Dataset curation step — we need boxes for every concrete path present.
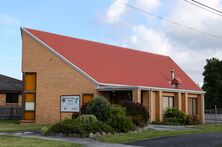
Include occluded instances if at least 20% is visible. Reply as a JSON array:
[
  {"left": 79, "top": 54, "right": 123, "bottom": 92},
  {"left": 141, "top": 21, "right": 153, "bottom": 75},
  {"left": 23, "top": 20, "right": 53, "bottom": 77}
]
[
  {"left": 148, "top": 124, "right": 196, "bottom": 131},
  {"left": 127, "top": 132, "right": 222, "bottom": 147},
  {"left": 0, "top": 131, "right": 138, "bottom": 147}
]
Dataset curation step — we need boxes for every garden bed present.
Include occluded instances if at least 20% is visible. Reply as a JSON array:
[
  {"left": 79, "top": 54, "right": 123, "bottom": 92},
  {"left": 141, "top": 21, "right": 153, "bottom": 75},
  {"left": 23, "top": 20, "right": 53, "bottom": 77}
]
[{"left": 44, "top": 97, "right": 149, "bottom": 138}]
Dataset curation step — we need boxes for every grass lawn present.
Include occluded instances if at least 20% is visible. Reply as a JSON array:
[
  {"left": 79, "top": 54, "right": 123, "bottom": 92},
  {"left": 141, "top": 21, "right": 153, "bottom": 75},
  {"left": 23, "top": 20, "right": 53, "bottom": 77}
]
[
  {"left": 0, "top": 120, "right": 50, "bottom": 132},
  {"left": 0, "top": 135, "right": 82, "bottom": 147},
  {"left": 98, "top": 124, "right": 222, "bottom": 143}
]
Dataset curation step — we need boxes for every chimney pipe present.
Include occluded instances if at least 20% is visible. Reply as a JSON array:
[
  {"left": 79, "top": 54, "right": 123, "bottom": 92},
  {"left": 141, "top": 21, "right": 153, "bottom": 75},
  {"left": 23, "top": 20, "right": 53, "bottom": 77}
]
[{"left": 171, "top": 69, "right": 175, "bottom": 81}]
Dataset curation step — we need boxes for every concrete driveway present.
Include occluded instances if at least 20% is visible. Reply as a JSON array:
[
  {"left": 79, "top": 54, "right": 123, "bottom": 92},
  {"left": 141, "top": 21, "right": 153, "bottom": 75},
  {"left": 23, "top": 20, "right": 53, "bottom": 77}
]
[{"left": 127, "top": 133, "right": 222, "bottom": 147}]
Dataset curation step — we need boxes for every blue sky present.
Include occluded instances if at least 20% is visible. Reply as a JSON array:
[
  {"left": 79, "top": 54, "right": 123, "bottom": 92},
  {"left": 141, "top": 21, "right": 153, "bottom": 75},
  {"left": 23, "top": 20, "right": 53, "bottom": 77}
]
[
  {"left": 0, "top": 0, "right": 113, "bottom": 79},
  {"left": 1, "top": 0, "right": 222, "bottom": 85}
]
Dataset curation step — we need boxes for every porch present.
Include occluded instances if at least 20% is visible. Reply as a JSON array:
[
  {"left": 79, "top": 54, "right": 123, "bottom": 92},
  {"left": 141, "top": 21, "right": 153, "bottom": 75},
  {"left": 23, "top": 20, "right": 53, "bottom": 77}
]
[{"left": 97, "top": 86, "right": 205, "bottom": 124}]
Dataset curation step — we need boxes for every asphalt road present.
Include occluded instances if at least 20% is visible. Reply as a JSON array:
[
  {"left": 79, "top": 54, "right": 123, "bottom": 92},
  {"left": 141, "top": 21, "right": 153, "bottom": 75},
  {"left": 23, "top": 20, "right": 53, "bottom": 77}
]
[{"left": 127, "top": 133, "right": 222, "bottom": 147}]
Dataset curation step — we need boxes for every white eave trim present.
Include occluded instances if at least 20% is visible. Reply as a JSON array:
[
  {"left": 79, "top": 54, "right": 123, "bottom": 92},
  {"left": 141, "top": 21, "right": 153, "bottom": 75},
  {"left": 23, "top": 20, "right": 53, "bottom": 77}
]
[
  {"left": 97, "top": 83, "right": 205, "bottom": 94},
  {"left": 21, "top": 27, "right": 99, "bottom": 85}
]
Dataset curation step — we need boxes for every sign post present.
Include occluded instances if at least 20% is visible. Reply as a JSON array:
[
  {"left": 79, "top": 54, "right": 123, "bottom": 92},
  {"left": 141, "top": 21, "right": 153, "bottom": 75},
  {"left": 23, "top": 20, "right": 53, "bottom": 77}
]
[{"left": 60, "top": 95, "right": 80, "bottom": 112}]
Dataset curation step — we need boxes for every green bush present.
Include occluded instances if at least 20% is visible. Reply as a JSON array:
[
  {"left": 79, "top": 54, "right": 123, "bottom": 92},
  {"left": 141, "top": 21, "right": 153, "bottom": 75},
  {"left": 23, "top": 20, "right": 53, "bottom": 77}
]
[
  {"left": 47, "top": 118, "right": 114, "bottom": 136},
  {"left": 82, "top": 96, "right": 109, "bottom": 121},
  {"left": 163, "top": 108, "right": 187, "bottom": 125},
  {"left": 83, "top": 121, "right": 114, "bottom": 133},
  {"left": 78, "top": 114, "right": 97, "bottom": 124},
  {"left": 80, "top": 103, "right": 88, "bottom": 114},
  {"left": 41, "top": 127, "right": 49, "bottom": 135},
  {"left": 107, "top": 105, "right": 134, "bottom": 132},
  {"left": 71, "top": 113, "right": 79, "bottom": 119},
  {"left": 120, "top": 100, "right": 149, "bottom": 127},
  {"left": 48, "top": 119, "right": 85, "bottom": 135},
  {"left": 185, "top": 115, "right": 201, "bottom": 125}
]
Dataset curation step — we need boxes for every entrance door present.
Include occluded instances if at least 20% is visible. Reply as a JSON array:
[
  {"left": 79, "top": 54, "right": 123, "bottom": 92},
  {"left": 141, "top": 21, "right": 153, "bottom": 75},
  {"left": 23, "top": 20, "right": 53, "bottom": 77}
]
[
  {"left": 82, "top": 94, "right": 93, "bottom": 105},
  {"left": 24, "top": 73, "right": 36, "bottom": 120}
]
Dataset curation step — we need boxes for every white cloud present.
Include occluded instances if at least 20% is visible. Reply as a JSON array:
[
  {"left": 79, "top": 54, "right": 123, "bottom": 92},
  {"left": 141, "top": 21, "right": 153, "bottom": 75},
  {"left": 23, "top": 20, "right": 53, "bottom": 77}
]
[
  {"left": 130, "top": 25, "right": 172, "bottom": 55},
  {"left": 171, "top": 48, "right": 222, "bottom": 84},
  {"left": 135, "top": 0, "right": 160, "bottom": 12},
  {"left": 104, "top": 0, "right": 128, "bottom": 24},
  {"left": 164, "top": 0, "right": 222, "bottom": 49},
  {"left": 129, "top": 24, "right": 222, "bottom": 84},
  {"left": 0, "top": 14, "right": 21, "bottom": 25},
  {"left": 101, "top": 0, "right": 222, "bottom": 84}
]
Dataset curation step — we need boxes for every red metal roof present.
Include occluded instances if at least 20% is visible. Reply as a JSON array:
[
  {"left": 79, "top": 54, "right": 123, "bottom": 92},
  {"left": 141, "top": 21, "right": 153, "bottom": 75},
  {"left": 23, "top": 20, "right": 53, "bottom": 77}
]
[{"left": 24, "top": 28, "right": 202, "bottom": 91}]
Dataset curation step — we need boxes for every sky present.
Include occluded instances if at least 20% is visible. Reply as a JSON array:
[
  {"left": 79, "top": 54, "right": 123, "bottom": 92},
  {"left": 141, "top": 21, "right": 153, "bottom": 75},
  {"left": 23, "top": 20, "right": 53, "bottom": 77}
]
[{"left": 1, "top": 0, "right": 222, "bottom": 86}]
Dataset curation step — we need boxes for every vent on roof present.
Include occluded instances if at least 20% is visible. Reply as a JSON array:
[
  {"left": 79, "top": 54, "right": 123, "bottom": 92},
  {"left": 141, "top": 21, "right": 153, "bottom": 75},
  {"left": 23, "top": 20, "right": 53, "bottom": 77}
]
[{"left": 170, "top": 69, "right": 182, "bottom": 88}]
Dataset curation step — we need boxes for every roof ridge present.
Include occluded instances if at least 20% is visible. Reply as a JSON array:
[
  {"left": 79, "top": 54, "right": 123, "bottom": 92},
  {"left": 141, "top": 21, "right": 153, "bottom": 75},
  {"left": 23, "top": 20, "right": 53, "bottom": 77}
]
[{"left": 23, "top": 27, "right": 170, "bottom": 58}]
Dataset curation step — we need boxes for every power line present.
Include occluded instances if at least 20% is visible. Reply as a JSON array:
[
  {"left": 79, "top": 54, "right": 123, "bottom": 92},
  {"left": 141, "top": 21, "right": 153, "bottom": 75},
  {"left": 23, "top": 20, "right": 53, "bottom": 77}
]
[
  {"left": 184, "top": 0, "right": 222, "bottom": 17},
  {"left": 191, "top": 0, "right": 222, "bottom": 14},
  {"left": 115, "top": 0, "right": 222, "bottom": 40}
]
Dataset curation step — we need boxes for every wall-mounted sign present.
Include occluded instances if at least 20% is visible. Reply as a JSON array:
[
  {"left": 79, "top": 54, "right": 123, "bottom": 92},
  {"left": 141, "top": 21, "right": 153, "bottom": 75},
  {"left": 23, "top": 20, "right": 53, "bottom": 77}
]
[{"left": 60, "top": 95, "right": 80, "bottom": 112}]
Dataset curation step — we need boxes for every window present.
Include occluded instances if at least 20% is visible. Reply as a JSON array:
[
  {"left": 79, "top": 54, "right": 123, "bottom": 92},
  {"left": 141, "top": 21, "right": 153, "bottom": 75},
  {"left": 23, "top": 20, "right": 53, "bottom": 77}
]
[
  {"left": 163, "top": 96, "right": 174, "bottom": 113},
  {"left": 188, "top": 98, "right": 197, "bottom": 115},
  {"left": 82, "top": 94, "right": 93, "bottom": 105},
  {"left": 6, "top": 93, "right": 19, "bottom": 103}
]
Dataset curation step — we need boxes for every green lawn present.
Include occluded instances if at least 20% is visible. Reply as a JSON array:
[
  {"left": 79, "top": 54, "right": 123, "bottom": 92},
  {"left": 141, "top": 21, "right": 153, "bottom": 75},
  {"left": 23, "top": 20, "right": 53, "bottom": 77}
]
[
  {"left": 0, "top": 135, "right": 82, "bottom": 147},
  {"left": 0, "top": 120, "right": 50, "bottom": 132},
  {"left": 98, "top": 124, "right": 222, "bottom": 143}
]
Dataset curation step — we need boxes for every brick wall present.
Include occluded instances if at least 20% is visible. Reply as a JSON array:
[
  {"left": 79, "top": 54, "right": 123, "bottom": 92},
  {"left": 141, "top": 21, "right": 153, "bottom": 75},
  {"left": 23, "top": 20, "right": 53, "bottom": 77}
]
[
  {"left": 0, "top": 93, "right": 6, "bottom": 106},
  {"left": 0, "top": 93, "right": 22, "bottom": 106},
  {"left": 22, "top": 31, "right": 104, "bottom": 124}
]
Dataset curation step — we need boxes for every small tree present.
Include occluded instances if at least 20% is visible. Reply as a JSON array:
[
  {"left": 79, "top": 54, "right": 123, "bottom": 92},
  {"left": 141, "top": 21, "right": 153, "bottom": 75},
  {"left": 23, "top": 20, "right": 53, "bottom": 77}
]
[
  {"left": 81, "top": 96, "right": 110, "bottom": 121},
  {"left": 107, "top": 105, "right": 134, "bottom": 132},
  {"left": 120, "top": 100, "right": 149, "bottom": 127},
  {"left": 202, "top": 58, "right": 222, "bottom": 108}
]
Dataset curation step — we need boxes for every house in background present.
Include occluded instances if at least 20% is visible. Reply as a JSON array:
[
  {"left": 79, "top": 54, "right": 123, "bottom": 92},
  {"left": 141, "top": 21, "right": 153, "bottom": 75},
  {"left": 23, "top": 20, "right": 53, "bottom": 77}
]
[
  {"left": 21, "top": 28, "right": 205, "bottom": 124},
  {"left": 0, "top": 74, "right": 22, "bottom": 107},
  {"left": 0, "top": 74, "right": 23, "bottom": 120}
]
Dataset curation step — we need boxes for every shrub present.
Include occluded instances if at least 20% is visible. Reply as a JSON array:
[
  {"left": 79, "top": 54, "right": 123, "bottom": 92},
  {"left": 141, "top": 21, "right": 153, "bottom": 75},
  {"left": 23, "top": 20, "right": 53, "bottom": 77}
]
[
  {"left": 83, "top": 121, "right": 114, "bottom": 133},
  {"left": 120, "top": 100, "right": 149, "bottom": 127},
  {"left": 82, "top": 96, "right": 109, "bottom": 121},
  {"left": 107, "top": 105, "right": 134, "bottom": 132},
  {"left": 48, "top": 119, "right": 85, "bottom": 136},
  {"left": 185, "top": 115, "right": 201, "bottom": 125},
  {"left": 72, "top": 113, "right": 79, "bottom": 119},
  {"left": 41, "top": 127, "right": 49, "bottom": 135},
  {"left": 47, "top": 118, "right": 114, "bottom": 136},
  {"left": 78, "top": 114, "right": 97, "bottom": 124},
  {"left": 80, "top": 103, "right": 88, "bottom": 114},
  {"left": 163, "top": 108, "right": 186, "bottom": 125}
]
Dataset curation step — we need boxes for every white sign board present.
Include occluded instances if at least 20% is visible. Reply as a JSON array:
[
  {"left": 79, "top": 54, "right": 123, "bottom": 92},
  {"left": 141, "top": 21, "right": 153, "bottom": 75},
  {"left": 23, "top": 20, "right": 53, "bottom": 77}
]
[
  {"left": 60, "top": 95, "right": 80, "bottom": 112},
  {"left": 25, "top": 102, "right": 35, "bottom": 111}
]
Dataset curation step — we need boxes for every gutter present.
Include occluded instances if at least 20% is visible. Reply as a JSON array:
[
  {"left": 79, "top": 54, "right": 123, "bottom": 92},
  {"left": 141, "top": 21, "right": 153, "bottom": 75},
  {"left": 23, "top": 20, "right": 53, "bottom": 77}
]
[{"left": 96, "top": 83, "right": 205, "bottom": 94}]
